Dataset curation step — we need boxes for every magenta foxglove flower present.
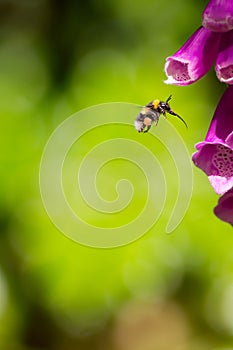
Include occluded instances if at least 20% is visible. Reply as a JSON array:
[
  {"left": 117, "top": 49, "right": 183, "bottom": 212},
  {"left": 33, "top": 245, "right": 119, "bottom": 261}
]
[
  {"left": 164, "top": 27, "right": 221, "bottom": 86},
  {"left": 164, "top": 0, "right": 233, "bottom": 225},
  {"left": 216, "top": 29, "right": 233, "bottom": 84},
  {"left": 214, "top": 188, "right": 233, "bottom": 226},
  {"left": 203, "top": 0, "right": 233, "bottom": 33},
  {"left": 192, "top": 86, "right": 233, "bottom": 195}
]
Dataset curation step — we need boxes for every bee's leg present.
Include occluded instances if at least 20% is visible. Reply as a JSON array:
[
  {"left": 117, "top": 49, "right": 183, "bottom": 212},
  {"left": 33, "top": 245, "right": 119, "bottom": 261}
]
[{"left": 143, "top": 125, "right": 151, "bottom": 133}]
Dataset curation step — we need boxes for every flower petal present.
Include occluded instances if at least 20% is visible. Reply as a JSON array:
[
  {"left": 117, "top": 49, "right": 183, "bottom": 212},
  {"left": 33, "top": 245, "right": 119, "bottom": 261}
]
[
  {"left": 209, "top": 174, "right": 233, "bottom": 194},
  {"left": 203, "top": 0, "right": 233, "bottom": 32},
  {"left": 192, "top": 143, "right": 233, "bottom": 194},
  {"left": 192, "top": 86, "right": 233, "bottom": 195},
  {"left": 214, "top": 188, "right": 233, "bottom": 226},
  {"left": 204, "top": 86, "right": 233, "bottom": 143},
  {"left": 164, "top": 27, "right": 221, "bottom": 86},
  {"left": 226, "top": 131, "right": 233, "bottom": 148},
  {"left": 216, "top": 30, "right": 233, "bottom": 84}
]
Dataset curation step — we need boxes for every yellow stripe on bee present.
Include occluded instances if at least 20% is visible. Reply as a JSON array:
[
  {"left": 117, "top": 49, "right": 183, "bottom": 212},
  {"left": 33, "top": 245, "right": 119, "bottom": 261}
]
[{"left": 152, "top": 99, "right": 160, "bottom": 109}]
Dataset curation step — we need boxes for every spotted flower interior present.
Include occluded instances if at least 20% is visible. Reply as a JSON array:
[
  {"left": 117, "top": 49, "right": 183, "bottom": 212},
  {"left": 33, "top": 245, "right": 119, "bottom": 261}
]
[{"left": 212, "top": 145, "right": 233, "bottom": 178}]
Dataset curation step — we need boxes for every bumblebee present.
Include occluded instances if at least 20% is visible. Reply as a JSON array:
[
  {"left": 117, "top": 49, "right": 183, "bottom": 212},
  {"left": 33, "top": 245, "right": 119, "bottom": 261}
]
[{"left": 134, "top": 95, "right": 187, "bottom": 133}]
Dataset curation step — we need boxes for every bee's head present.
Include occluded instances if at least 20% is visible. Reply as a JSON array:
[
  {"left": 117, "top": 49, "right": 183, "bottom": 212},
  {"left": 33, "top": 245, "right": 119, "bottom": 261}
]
[
  {"left": 157, "top": 95, "right": 171, "bottom": 113},
  {"left": 158, "top": 101, "right": 170, "bottom": 114},
  {"left": 146, "top": 96, "right": 172, "bottom": 113},
  {"left": 141, "top": 95, "right": 187, "bottom": 129}
]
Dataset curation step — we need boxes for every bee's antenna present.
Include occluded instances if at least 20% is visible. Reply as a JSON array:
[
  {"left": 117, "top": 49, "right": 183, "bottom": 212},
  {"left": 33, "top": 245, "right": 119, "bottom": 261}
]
[
  {"left": 168, "top": 110, "right": 188, "bottom": 128},
  {"left": 166, "top": 95, "right": 172, "bottom": 103}
]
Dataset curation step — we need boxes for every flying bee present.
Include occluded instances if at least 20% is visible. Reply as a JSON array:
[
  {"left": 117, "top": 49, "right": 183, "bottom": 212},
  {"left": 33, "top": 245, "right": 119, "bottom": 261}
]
[{"left": 134, "top": 95, "right": 187, "bottom": 133}]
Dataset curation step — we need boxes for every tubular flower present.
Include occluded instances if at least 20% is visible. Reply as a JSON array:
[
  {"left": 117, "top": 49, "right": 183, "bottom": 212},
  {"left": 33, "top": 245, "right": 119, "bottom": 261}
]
[
  {"left": 202, "top": 0, "right": 233, "bottom": 33},
  {"left": 192, "top": 86, "right": 233, "bottom": 196},
  {"left": 164, "top": 0, "right": 233, "bottom": 225},
  {"left": 216, "top": 29, "right": 233, "bottom": 84},
  {"left": 214, "top": 188, "right": 233, "bottom": 226},
  {"left": 164, "top": 27, "right": 221, "bottom": 86}
]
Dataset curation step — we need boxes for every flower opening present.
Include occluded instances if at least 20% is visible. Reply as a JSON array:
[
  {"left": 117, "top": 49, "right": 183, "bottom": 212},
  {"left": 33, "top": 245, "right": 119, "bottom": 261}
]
[
  {"left": 203, "top": 0, "right": 233, "bottom": 32},
  {"left": 164, "top": 27, "right": 221, "bottom": 86},
  {"left": 216, "top": 29, "right": 233, "bottom": 84}
]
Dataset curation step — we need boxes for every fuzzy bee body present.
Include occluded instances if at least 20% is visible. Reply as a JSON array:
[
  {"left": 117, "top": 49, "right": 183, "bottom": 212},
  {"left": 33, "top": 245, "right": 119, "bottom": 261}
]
[
  {"left": 134, "top": 95, "right": 187, "bottom": 133},
  {"left": 134, "top": 107, "right": 160, "bottom": 133}
]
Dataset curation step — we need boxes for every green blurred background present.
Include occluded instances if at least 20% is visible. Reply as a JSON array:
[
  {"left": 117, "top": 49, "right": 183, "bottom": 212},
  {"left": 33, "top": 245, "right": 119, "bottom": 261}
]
[{"left": 1, "top": 0, "right": 233, "bottom": 349}]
